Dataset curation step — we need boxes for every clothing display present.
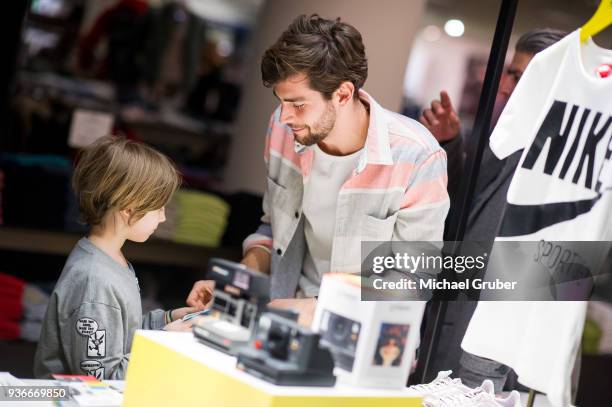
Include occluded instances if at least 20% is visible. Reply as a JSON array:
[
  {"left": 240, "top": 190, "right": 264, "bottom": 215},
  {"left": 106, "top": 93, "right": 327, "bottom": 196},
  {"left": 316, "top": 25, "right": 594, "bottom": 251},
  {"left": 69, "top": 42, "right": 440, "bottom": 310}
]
[
  {"left": 0, "top": 272, "right": 25, "bottom": 339},
  {"left": 154, "top": 189, "right": 230, "bottom": 247},
  {"left": 34, "top": 238, "right": 166, "bottom": 380},
  {"left": 406, "top": 370, "right": 520, "bottom": 407},
  {"left": 463, "top": 29, "right": 612, "bottom": 407},
  {"left": 491, "top": 32, "right": 612, "bottom": 241},
  {"left": 243, "top": 89, "right": 449, "bottom": 299},
  {"left": 144, "top": 3, "right": 207, "bottom": 96},
  {"left": 78, "top": 0, "right": 150, "bottom": 81},
  {"left": 0, "top": 272, "right": 49, "bottom": 342}
]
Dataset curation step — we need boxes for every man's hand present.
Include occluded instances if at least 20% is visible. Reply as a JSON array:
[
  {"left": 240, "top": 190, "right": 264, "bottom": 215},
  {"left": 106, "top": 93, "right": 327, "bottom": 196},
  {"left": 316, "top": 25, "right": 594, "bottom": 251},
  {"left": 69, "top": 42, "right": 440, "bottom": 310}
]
[
  {"left": 241, "top": 246, "right": 271, "bottom": 274},
  {"left": 186, "top": 280, "right": 215, "bottom": 310},
  {"left": 268, "top": 298, "right": 317, "bottom": 328},
  {"left": 163, "top": 319, "right": 194, "bottom": 332},
  {"left": 419, "top": 90, "right": 461, "bottom": 143}
]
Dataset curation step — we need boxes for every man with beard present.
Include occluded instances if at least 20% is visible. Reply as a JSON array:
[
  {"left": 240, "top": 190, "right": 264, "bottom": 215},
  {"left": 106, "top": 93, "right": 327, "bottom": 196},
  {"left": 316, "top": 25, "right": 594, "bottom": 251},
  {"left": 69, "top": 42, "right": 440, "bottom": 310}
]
[{"left": 189, "top": 14, "right": 450, "bottom": 326}]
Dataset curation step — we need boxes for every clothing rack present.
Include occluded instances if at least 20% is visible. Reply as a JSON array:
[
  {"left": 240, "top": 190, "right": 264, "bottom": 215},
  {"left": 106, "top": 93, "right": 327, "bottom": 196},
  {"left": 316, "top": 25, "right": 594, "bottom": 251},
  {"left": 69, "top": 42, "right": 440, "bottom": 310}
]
[{"left": 413, "top": 0, "right": 521, "bottom": 391}]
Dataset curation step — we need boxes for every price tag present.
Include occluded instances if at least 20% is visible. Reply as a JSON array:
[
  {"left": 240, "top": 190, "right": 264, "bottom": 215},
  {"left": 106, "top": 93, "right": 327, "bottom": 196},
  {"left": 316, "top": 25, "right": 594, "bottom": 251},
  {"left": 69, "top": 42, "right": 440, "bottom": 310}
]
[
  {"left": 68, "top": 109, "right": 114, "bottom": 148},
  {"left": 596, "top": 64, "right": 612, "bottom": 79}
]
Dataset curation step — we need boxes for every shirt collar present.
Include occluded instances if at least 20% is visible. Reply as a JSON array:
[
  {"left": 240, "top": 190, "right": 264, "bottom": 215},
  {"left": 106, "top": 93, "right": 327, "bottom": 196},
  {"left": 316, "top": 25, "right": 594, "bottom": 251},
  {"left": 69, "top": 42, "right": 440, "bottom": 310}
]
[{"left": 357, "top": 89, "right": 393, "bottom": 171}]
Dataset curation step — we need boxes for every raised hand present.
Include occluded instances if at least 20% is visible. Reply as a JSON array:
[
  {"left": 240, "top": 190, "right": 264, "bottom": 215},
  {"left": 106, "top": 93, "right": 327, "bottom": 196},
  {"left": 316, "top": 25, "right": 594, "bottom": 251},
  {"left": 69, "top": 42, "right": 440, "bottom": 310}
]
[{"left": 419, "top": 91, "right": 461, "bottom": 143}]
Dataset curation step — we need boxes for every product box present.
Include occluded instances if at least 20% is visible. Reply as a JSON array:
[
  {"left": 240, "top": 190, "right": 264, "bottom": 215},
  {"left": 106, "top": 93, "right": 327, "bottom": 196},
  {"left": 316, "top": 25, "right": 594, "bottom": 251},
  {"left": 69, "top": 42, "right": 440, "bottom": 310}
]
[{"left": 312, "top": 273, "right": 425, "bottom": 389}]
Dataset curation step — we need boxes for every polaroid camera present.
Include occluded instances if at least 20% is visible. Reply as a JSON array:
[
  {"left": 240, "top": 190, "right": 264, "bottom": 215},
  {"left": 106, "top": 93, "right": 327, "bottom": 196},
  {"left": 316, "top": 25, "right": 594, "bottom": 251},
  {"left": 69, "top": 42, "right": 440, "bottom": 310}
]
[
  {"left": 236, "top": 312, "right": 336, "bottom": 387},
  {"left": 193, "top": 258, "right": 270, "bottom": 355}
]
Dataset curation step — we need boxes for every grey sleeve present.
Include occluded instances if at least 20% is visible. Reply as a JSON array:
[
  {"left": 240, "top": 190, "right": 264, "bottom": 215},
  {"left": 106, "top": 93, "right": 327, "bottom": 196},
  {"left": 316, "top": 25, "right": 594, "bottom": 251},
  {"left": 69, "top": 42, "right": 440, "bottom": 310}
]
[
  {"left": 65, "top": 302, "right": 129, "bottom": 380},
  {"left": 142, "top": 309, "right": 166, "bottom": 330}
]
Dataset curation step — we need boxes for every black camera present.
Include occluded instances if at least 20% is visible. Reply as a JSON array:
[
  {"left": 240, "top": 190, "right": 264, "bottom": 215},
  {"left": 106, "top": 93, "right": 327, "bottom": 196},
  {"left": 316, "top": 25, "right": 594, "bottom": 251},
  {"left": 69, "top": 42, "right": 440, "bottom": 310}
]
[
  {"left": 193, "top": 258, "right": 270, "bottom": 354},
  {"left": 236, "top": 313, "right": 336, "bottom": 387}
]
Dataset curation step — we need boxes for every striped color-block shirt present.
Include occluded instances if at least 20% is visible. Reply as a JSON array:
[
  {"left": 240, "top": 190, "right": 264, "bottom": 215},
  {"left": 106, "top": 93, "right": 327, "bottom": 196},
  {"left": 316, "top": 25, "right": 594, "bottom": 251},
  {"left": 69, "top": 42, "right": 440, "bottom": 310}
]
[{"left": 243, "top": 90, "right": 449, "bottom": 299}]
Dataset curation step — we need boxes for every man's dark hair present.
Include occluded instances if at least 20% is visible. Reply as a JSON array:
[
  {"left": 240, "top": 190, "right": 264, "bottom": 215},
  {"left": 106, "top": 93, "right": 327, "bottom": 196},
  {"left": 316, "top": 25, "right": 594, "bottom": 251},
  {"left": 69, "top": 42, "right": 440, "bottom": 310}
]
[
  {"left": 261, "top": 14, "right": 368, "bottom": 99},
  {"left": 515, "top": 28, "right": 567, "bottom": 55}
]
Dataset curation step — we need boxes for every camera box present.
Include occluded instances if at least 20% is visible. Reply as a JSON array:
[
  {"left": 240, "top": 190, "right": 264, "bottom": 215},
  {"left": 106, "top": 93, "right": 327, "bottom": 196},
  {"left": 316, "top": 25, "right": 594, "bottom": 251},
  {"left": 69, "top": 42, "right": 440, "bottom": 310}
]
[{"left": 312, "top": 274, "right": 425, "bottom": 389}]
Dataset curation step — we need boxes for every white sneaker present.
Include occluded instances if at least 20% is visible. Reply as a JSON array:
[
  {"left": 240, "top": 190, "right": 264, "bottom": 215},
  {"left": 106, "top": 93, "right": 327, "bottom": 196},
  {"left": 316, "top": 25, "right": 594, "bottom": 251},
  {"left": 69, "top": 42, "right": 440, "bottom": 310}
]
[
  {"left": 408, "top": 371, "right": 518, "bottom": 407},
  {"left": 425, "top": 389, "right": 521, "bottom": 407},
  {"left": 422, "top": 379, "right": 495, "bottom": 406},
  {"left": 406, "top": 371, "right": 462, "bottom": 396}
]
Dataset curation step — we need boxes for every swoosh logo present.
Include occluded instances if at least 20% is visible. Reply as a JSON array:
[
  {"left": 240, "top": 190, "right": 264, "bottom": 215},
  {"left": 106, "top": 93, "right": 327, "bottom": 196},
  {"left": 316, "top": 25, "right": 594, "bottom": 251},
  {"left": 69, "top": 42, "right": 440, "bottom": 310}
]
[{"left": 498, "top": 194, "right": 603, "bottom": 237}]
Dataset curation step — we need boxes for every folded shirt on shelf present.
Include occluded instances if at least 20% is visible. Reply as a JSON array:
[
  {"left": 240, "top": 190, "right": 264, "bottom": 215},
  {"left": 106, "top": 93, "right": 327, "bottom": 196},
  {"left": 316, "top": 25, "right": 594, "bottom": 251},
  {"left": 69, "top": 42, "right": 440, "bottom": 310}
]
[
  {"left": 153, "top": 189, "right": 230, "bottom": 247},
  {"left": 0, "top": 272, "right": 49, "bottom": 341}
]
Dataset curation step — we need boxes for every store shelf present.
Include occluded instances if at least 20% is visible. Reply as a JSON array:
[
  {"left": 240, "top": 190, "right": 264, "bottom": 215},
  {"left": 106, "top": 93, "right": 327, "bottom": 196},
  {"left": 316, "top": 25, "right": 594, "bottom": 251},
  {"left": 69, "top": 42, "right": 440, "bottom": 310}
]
[{"left": 0, "top": 226, "right": 241, "bottom": 269}]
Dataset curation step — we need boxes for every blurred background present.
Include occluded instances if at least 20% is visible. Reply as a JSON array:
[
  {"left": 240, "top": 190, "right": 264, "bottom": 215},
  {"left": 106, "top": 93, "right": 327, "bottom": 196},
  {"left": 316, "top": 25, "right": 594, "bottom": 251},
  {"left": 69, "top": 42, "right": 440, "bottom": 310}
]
[{"left": 0, "top": 1, "right": 610, "bottom": 401}]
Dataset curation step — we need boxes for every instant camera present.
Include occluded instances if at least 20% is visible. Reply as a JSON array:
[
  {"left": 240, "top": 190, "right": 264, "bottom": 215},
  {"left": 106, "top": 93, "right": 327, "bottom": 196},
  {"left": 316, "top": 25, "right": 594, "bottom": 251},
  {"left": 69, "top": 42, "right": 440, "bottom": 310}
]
[
  {"left": 236, "top": 312, "right": 336, "bottom": 387},
  {"left": 193, "top": 258, "right": 270, "bottom": 354}
]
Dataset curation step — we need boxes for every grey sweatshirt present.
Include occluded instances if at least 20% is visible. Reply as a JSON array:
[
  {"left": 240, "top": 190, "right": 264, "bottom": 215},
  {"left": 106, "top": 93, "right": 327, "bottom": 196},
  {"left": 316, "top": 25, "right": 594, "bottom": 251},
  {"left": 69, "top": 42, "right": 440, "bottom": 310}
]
[{"left": 34, "top": 237, "right": 165, "bottom": 380}]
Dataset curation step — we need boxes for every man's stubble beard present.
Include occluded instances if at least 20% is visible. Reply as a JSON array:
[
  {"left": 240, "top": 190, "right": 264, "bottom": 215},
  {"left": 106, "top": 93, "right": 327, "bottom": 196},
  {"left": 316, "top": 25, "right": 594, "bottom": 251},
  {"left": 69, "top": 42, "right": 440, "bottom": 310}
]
[{"left": 295, "top": 102, "right": 337, "bottom": 146}]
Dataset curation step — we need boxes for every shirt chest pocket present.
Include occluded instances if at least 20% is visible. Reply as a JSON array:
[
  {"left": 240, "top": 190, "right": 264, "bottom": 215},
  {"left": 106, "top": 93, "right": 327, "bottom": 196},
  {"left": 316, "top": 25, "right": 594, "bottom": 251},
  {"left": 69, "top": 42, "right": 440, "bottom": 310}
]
[
  {"left": 266, "top": 176, "right": 301, "bottom": 245},
  {"left": 362, "top": 212, "right": 399, "bottom": 241},
  {"left": 267, "top": 176, "right": 289, "bottom": 208}
]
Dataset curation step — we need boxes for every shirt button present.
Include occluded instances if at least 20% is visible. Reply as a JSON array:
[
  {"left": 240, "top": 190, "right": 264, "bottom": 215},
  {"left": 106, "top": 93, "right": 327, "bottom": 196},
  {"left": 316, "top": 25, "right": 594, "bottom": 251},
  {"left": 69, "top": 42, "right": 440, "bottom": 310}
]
[
  {"left": 276, "top": 248, "right": 282, "bottom": 255},
  {"left": 294, "top": 211, "right": 299, "bottom": 219}
]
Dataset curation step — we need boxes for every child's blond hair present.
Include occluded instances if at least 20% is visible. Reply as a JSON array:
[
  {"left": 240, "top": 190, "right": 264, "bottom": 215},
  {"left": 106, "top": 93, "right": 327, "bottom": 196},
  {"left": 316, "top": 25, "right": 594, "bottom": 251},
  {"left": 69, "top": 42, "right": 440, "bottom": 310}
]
[{"left": 72, "top": 136, "right": 181, "bottom": 227}]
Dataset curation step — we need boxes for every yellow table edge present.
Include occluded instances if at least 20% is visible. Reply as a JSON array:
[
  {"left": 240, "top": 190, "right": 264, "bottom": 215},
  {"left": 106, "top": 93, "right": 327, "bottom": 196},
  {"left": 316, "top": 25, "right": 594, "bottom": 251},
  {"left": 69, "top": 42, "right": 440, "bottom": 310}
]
[{"left": 122, "top": 333, "right": 422, "bottom": 407}]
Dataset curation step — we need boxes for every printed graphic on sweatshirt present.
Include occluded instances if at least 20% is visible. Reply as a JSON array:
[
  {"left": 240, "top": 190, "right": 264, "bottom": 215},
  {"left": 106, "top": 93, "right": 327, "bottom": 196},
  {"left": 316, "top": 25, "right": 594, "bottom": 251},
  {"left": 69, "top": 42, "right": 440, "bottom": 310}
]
[
  {"left": 76, "top": 317, "right": 99, "bottom": 336},
  {"left": 499, "top": 100, "right": 612, "bottom": 237},
  {"left": 76, "top": 317, "right": 107, "bottom": 359},
  {"left": 80, "top": 360, "right": 105, "bottom": 380},
  {"left": 87, "top": 330, "right": 106, "bottom": 358}
]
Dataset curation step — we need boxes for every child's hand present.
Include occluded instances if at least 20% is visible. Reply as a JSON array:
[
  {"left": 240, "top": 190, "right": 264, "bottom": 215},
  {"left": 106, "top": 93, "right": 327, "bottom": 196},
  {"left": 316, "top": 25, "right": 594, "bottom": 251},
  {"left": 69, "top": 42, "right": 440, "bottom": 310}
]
[
  {"left": 186, "top": 280, "right": 215, "bottom": 310},
  {"left": 163, "top": 319, "right": 194, "bottom": 332},
  {"left": 171, "top": 307, "right": 198, "bottom": 321}
]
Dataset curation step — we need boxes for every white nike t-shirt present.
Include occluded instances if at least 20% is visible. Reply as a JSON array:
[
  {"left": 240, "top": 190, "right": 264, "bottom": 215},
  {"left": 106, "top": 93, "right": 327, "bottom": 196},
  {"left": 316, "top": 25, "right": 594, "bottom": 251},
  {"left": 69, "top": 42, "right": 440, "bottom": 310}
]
[
  {"left": 298, "top": 144, "right": 362, "bottom": 297},
  {"left": 462, "top": 30, "right": 612, "bottom": 407}
]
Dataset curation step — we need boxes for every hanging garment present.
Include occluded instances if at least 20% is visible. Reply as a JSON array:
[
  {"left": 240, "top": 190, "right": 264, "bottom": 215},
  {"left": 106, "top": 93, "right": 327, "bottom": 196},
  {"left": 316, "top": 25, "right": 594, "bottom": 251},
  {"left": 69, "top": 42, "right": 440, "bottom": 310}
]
[
  {"left": 462, "top": 29, "right": 612, "bottom": 407},
  {"left": 143, "top": 4, "right": 207, "bottom": 96}
]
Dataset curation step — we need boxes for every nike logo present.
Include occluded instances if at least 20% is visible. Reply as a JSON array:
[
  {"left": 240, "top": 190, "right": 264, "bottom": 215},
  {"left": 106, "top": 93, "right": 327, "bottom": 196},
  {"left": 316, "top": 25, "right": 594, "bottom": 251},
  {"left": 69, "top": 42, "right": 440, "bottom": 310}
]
[
  {"left": 498, "top": 100, "right": 611, "bottom": 237},
  {"left": 498, "top": 194, "right": 603, "bottom": 237}
]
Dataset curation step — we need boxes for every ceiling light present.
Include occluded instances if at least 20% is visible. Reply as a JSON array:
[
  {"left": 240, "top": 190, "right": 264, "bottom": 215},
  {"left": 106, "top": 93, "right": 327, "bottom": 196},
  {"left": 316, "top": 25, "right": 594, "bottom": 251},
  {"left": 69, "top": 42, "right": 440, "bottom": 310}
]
[{"left": 444, "top": 19, "right": 465, "bottom": 37}]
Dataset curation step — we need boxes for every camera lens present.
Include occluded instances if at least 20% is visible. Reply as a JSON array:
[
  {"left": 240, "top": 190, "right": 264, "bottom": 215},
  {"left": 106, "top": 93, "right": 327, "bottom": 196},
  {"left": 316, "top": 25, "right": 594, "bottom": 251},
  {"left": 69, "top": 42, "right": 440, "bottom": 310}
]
[
  {"left": 266, "top": 322, "right": 291, "bottom": 360},
  {"left": 331, "top": 316, "right": 351, "bottom": 343}
]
